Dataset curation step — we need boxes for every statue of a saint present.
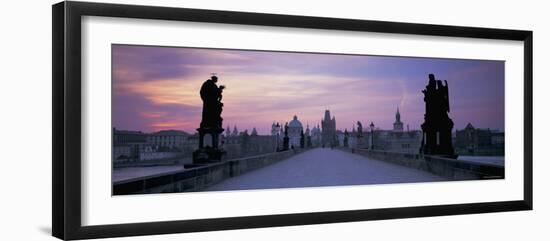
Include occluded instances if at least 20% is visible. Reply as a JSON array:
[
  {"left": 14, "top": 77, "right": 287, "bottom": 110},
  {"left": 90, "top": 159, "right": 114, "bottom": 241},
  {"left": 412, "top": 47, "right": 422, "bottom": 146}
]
[
  {"left": 193, "top": 75, "right": 227, "bottom": 164},
  {"left": 420, "top": 73, "right": 456, "bottom": 158},
  {"left": 199, "top": 75, "right": 225, "bottom": 129}
]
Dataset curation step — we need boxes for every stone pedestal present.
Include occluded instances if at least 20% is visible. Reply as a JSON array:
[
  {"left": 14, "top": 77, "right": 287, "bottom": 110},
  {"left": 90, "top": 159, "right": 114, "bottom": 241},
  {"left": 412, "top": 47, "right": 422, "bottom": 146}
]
[
  {"left": 193, "top": 127, "right": 226, "bottom": 164},
  {"left": 193, "top": 147, "right": 226, "bottom": 164}
]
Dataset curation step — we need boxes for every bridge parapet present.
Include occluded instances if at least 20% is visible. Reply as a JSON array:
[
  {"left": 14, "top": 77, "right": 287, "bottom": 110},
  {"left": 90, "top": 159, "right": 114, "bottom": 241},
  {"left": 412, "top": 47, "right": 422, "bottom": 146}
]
[
  {"left": 344, "top": 148, "right": 504, "bottom": 180},
  {"left": 113, "top": 149, "right": 303, "bottom": 195}
]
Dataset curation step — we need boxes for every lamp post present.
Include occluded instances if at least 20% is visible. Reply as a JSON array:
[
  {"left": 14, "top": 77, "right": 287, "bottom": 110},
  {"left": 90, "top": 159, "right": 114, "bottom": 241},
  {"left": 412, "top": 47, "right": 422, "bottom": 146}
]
[{"left": 369, "top": 122, "right": 375, "bottom": 150}]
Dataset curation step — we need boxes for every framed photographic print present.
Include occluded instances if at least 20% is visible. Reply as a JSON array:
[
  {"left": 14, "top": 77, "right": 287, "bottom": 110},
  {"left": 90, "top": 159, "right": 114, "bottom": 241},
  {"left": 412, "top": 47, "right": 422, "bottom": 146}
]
[{"left": 52, "top": 1, "right": 533, "bottom": 240}]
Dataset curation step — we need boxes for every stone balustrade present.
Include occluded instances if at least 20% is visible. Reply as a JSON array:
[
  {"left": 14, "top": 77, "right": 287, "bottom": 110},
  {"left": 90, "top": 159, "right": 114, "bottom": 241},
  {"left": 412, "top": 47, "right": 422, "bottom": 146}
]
[
  {"left": 343, "top": 148, "right": 504, "bottom": 180},
  {"left": 114, "top": 149, "right": 302, "bottom": 195}
]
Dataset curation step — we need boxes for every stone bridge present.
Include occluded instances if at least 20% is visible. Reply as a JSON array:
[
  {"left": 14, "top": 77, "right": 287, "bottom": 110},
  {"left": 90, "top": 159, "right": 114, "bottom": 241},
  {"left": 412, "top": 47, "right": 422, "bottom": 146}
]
[{"left": 113, "top": 147, "right": 503, "bottom": 195}]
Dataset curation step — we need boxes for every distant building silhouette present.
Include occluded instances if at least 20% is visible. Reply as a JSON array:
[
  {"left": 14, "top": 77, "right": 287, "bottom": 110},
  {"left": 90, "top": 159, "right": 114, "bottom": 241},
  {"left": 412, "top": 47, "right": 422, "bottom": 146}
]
[
  {"left": 225, "top": 125, "right": 231, "bottom": 136},
  {"left": 365, "top": 128, "right": 422, "bottom": 153},
  {"left": 147, "top": 130, "right": 189, "bottom": 152},
  {"left": 311, "top": 124, "right": 322, "bottom": 147},
  {"left": 393, "top": 107, "right": 404, "bottom": 132},
  {"left": 112, "top": 128, "right": 191, "bottom": 164},
  {"left": 288, "top": 115, "right": 304, "bottom": 148},
  {"left": 455, "top": 123, "right": 504, "bottom": 156},
  {"left": 218, "top": 126, "right": 279, "bottom": 159},
  {"left": 112, "top": 128, "right": 147, "bottom": 162},
  {"left": 321, "top": 110, "right": 337, "bottom": 147},
  {"left": 332, "top": 107, "right": 421, "bottom": 153}
]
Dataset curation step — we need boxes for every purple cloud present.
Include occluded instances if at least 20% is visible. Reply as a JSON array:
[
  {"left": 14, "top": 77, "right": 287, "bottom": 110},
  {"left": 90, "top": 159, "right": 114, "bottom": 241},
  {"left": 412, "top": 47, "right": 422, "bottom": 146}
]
[{"left": 112, "top": 45, "right": 504, "bottom": 135}]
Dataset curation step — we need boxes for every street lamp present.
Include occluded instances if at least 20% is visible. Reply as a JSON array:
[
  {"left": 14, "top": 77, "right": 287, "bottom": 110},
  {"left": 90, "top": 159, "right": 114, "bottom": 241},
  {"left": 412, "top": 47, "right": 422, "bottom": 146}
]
[{"left": 369, "top": 122, "right": 375, "bottom": 150}]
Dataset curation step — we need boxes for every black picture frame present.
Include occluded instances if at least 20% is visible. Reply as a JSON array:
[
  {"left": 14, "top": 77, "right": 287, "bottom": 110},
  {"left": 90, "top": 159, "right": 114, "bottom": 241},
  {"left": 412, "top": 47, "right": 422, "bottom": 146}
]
[{"left": 52, "top": 1, "right": 533, "bottom": 240}]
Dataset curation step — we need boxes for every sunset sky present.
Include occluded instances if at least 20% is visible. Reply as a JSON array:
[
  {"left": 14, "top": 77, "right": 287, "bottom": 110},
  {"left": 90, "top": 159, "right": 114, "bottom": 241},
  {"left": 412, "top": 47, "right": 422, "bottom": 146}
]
[{"left": 112, "top": 44, "right": 504, "bottom": 135}]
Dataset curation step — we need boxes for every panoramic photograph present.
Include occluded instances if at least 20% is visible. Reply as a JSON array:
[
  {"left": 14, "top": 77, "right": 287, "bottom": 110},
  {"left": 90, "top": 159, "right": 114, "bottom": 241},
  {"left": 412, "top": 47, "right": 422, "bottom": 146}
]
[{"left": 111, "top": 44, "right": 505, "bottom": 195}]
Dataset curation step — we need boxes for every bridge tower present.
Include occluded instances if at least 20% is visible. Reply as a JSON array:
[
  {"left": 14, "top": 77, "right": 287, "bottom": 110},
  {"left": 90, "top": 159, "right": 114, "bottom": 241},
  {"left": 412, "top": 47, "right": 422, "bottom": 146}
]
[{"left": 321, "top": 109, "right": 337, "bottom": 147}]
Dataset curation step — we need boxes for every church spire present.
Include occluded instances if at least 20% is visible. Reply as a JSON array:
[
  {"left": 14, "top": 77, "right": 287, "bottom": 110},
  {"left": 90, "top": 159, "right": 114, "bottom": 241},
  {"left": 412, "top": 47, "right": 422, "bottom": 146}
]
[
  {"left": 324, "top": 109, "right": 331, "bottom": 121},
  {"left": 396, "top": 106, "right": 401, "bottom": 122},
  {"left": 393, "top": 106, "right": 404, "bottom": 132}
]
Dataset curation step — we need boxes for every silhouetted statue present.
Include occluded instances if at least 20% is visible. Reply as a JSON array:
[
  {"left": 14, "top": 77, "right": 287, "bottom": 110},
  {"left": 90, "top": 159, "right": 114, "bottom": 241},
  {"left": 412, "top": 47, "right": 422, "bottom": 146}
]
[
  {"left": 356, "top": 121, "right": 363, "bottom": 137},
  {"left": 300, "top": 130, "right": 305, "bottom": 148},
  {"left": 343, "top": 129, "right": 349, "bottom": 148},
  {"left": 193, "top": 75, "right": 226, "bottom": 164},
  {"left": 420, "top": 74, "right": 457, "bottom": 158},
  {"left": 282, "top": 122, "right": 290, "bottom": 151},
  {"left": 355, "top": 121, "right": 366, "bottom": 148},
  {"left": 200, "top": 76, "right": 225, "bottom": 129},
  {"left": 241, "top": 129, "right": 250, "bottom": 152}
]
